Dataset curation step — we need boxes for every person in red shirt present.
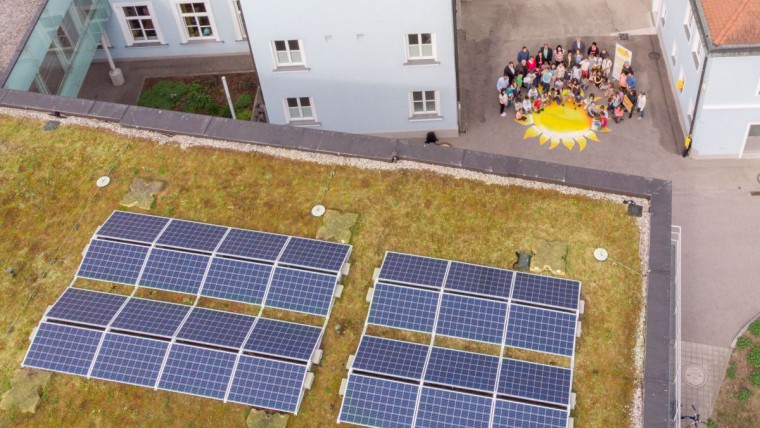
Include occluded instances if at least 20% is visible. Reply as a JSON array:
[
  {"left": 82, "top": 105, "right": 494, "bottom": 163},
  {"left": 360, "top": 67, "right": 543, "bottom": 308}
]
[{"left": 526, "top": 56, "right": 537, "bottom": 73}]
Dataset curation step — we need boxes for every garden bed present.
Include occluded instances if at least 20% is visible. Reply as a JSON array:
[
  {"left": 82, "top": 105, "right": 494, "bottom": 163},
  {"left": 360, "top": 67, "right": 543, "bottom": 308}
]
[{"left": 714, "top": 317, "right": 760, "bottom": 427}]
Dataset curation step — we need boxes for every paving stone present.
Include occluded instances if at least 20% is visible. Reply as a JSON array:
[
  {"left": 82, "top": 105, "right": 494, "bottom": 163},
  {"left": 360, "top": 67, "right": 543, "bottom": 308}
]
[
  {"left": 0, "top": 368, "right": 51, "bottom": 413},
  {"left": 680, "top": 341, "right": 732, "bottom": 419}
]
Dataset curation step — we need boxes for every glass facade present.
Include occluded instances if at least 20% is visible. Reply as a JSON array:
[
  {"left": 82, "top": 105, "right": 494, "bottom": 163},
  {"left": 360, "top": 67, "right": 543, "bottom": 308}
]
[{"left": 4, "top": 0, "right": 110, "bottom": 97}]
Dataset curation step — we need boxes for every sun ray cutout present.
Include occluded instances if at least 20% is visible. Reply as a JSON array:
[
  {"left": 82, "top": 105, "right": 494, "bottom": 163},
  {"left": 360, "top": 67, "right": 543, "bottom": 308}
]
[{"left": 517, "top": 100, "right": 608, "bottom": 151}]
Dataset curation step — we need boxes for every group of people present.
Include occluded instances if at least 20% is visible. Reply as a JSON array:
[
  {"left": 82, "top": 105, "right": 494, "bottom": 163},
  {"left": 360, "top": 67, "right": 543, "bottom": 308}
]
[{"left": 497, "top": 37, "right": 647, "bottom": 129}]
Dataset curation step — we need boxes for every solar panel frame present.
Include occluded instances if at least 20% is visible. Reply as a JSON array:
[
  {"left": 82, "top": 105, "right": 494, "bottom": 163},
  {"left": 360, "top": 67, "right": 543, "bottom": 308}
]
[
  {"left": 424, "top": 347, "right": 499, "bottom": 393},
  {"left": 96, "top": 211, "right": 170, "bottom": 244},
  {"left": 505, "top": 304, "right": 578, "bottom": 357},
  {"left": 377, "top": 252, "right": 448, "bottom": 289},
  {"left": 492, "top": 398, "right": 569, "bottom": 428},
  {"left": 76, "top": 239, "right": 150, "bottom": 285},
  {"left": 243, "top": 318, "right": 322, "bottom": 362},
  {"left": 444, "top": 261, "right": 513, "bottom": 299},
  {"left": 90, "top": 332, "right": 170, "bottom": 388},
  {"left": 351, "top": 335, "right": 428, "bottom": 381},
  {"left": 226, "top": 355, "right": 307, "bottom": 413},
  {"left": 264, "top": 267, "right": 338, "bottom": 316},
  {"left": 415, "top": 386, "right": 493, "bottom": 428},
  {"left": 138, "top": 248, "right": 210, "bottom": 295},
  {"left": 498, "top": 358, "right": 572, "bottom": 406},
  {"left": 45, "top": 288, "right": 128, "bottom": 328},
  {"left": 338, "top": 373, "right": 419, "bottom": 428},
  {"left": 22, "top": 322, "right": 103, "bottom": 376},
  {"left": 367, "top": 282, "right": 439, "bottom": 334},
  {"left": 216, "top": 228, "right": 289, "bottom": 262},
  {"left": 155, "top": 219, "right": 228, "bottom": 253},
  {"left": 277, "top": 237, "right": 351, "bottom": 273},
  {"left": 110, "top": 298, "right": 191, "bottom": 338},
  {"left": 176, "top": 307, "right": 256, "bottom": 350},
  {"left": 435, "top": 293, "right": 508, "bottom": 345},
  {"left": 157, "top": 343, "right": 237, "bottom": 400},
  {"left": 512, "top": 272, "right": 581, "bottom": 311}
]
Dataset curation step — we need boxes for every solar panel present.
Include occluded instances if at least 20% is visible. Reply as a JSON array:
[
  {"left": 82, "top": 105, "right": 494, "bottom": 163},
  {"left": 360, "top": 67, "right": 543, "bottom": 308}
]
[
  {"left": 278, "top": 237, "right": 350, "bottom": 273},
  {"left": 338, "top": 374, "right": 418, "bottom": 428},
  {"left": 265, "top": 267, "right": 337, "bottom": 316},
  {"left": 77, "top": 239, "right": 149, "bottom": 285},
  {"left": 435, "top": 293, "right": 507, "bottom": 344},
  {"left": 23, "top": 322, "right": 102, "bottom": 376},
  {"left": 244, "top": 318, "right": 321, "bottom": 362},
  {"left": 45, "top": 288, "right": 127, "bottom": 327},
  {"left": 97, "top": 211, "right": 169, "bottom": 244},
  {"left": 512, "top": 273, "right": 581, "bottom": 311},
  {"left": 110, "top": 298, "right": 190, "bottom": 338},
  {"left": 367, "top": 283, "right": 439, "bottom": 333},
  {"left": 505, "top": 304, "right": 577, "bottom": 357},
  {"left": 498, "top": 358, "right": 572, "bottom": 406},
  {"left": 424, "top": 347, "right": 498, "bottom": 393},
  {"left": 492, "top": 399, "right": 569, "bottom": 428},
  {"left": 90, "top": 333, "right": 169, "bottom": 387},
  {"left": 138, "top": 248, "right": 209, "bottom": 295},
  {"left": 176, "top": 307, "right": 255, "bottom": 349},
  {"left": 227, "top": 355, "right": 306, "bottom": 413},
  {"left": 415, "top": 386, "right": 492, "bottom": 428},
  {"left": 352, "top": 336, "right": 428, "bottom": 380},
  {"left": 217, "top": 229, "right": 288, "bottom": 262},
  {"left": 378, "top": 252, "right": 448, "bottom": 289},
  {"left": 444, "top": 262, "right": 512, "bottom": 299},
  {"left": 158, "top": 344, "right": 236, "bottom": 399},
  {"left": 200, "top": 258, "right": 271, "bottom": 305},
  {"left": 156, "top": 219, "right": 228, "bottom": 253}
]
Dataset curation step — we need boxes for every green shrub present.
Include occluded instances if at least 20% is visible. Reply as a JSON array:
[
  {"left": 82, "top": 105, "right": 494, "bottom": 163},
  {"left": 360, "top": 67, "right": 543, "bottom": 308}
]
[
  {"left": 707, "top": 418, "right": 717, "bottom": 428},
  {"left": 183, "top": 92, "right": 217, "bottom": 114},
  {"left": 727, "top": 362, "right": 737, "bottom": 379},
  {"left": 738, "top": 387, "right": 752, "bottom": 401},
  {"left": 750, "top": 370, "right": 760, "bottom": 387},
  {"left": 236, "top": 109, "right": 252, "bottom": 121},
  {"left": 749, "top": 318, "right": 760, "bottom": 337},
  {"left": 737, "top": 336, "right": 753, "bottom": 349},
  {"left": 748, "top": 345, "right": 760, "bottom": 367},
  {"left": 137, "top": 81, "right": 188, "bottom": 110},
  {"left": 234, "top": 93, "right": 253, "bottom": 110}
]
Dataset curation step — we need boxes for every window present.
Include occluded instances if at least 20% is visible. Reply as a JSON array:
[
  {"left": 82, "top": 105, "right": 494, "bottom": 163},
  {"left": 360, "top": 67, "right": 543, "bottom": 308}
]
[
  {"left": 660, "top": 4, "right": 667, "bottom": 27},
  {"left": 410, "top": 90, "right": 439, "bottom": 117},
  {"left": 406, "top": 33, "right": 436, "bottom": 61},
  {"left": 692, "top": 38, "right": 703, "bottom": 69},
  {"left": 229, "top": 0, "right": 246, "bottom": 41},
  {"left": 684, "top": 3, "right": 694, "bottom": 40},
  {"left": 285, "top": 97, "right": 315, "bottom": 122},
  {"left": 687, "top": 98, "right": 695, "bottom": 126},
  {"left": 172, "top": 1, "right": 219, "bottom": 42},
  {"left": 114, "top": 3, "right": 164, "bottom": 45},
  {"left": 671, "top": 41, "right": 677, "bottom": 66},
  {"left": 272, "top": 40, "right": 305, "bottom": 67}
]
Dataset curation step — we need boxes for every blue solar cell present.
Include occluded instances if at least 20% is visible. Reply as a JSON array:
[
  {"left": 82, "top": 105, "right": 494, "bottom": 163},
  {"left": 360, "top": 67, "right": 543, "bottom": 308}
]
[
  {"left": 216, "top": 229, "right": 288, "bottom": 262},
  {"left": 498, "top": 358, "right": 572, "bottom": 406},
  {"left": 436, "top": 293, "right": 507, "bottom": 344},
  {"left": 110, "top": 298, "right": 190, "bottom": 338},
  {"left": 138, "top": 248, "right": 209, "bottom": 295},
  {"left": 338, "top": 374, "right": 418, "bottom": 428},
  {"left": 77, "top": 239, "right": 149, "bottom": 285},
  {"left": 176, "top": 307, "right": 255, "bottom": 349},
  {"left": 278, "top": 237, "right": 350, "bottom": 273},
  {"left": 265, "top": 267, "right": 337, "bottom": 316},
  {"left": 512, "top": 272, "right": 581, "bottom": 311},
  {"left": 156, "top": 219, "right": 228, "bottom": 253},
  {"left": 158, "top": 344, "right": 236, "bottom": 399},
  {"left": 46, "top": 288, "right": 127, "bottom": 327},
  {"left": 200, "top": 258, "right": 270, "bottom": 305},
  {"left": 352, "top": 336, "right": 428, "bottom": 380},
  {"left": 444, "top": 262, "right": 512, "bottom": 299},
  {"left": 227, "top": 355, "right": 306, "bottom": 413},
  {"left": 425, "top": 347, "right": 498, "bottom": 393},
  {"left": 97, "top": 211, "right": 169, "bottom": 244},
  {"left": 506, "top": 304, "right": 577, "bottom": 357},
  {"left": 493, "top": 399, "right": 569, "bottom": 428},
  {"left": 378, "top": 252, "right": 448, "bottom": 289},
  {"left": 244, "top": 318, "right": 321, "bottom": 362},
  {"left": 23, "top": 322, "right": 102, "bottom": 376},
  {"left": 415, "top": 387, "right": 492, "bottom": 428},
  {"left": 91, "top": 333, "right": 169, "bottom": 387},
  {"left": 367, "top": 283, "right": 438, "bottom": 333}
]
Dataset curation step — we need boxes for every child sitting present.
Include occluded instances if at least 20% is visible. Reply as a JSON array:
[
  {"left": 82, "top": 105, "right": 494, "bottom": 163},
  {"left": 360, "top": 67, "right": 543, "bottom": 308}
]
[
  {"left": 527, "top": 86, "right": 538, "bottom": 100},
  {"left": 522, "top": 96, "right": 532, "bottom": 113},
  {"left": 515, "top": 107, "right": 527, "bottom": 121},
  {"left": 613, "top": 104, "right": 625, "bottom": 123}
]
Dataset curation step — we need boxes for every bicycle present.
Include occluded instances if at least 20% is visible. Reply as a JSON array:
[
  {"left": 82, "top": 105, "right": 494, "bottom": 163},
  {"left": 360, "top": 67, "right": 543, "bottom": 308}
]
[{"left": 680, "top": 405, "right": 708, "bottom": 427}]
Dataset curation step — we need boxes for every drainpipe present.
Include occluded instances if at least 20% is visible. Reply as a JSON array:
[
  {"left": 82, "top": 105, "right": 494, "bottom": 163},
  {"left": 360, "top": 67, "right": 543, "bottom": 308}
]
[
  {"left": 683, "top": 54, "right": 708, "bottom": 156},
  {"left": 100, "top": 34, "right": 124, "bottom": 86}
]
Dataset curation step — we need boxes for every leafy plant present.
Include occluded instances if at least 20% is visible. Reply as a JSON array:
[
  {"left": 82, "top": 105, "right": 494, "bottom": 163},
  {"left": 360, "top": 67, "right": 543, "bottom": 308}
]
[
  {"left": 236, "top": 109, "right": 252, "bottom": 121},
  {"left": 750, "top": 369, "right": 760, "bottom": 387},
  {"left": 737, "top": 336, "right": 752, "bottom": 349},
  {"left": 747, "top": 345, "right": 760, "bottom": 367},
  {"left": 727, "top": 362, "right": 737, "bottom": 379},
  {"left": 183, "top": 92, "right": 217, "bottom": 113},
  {"left": 737, "top": 387, "right": 752, "bottom": 401},
  {"left": 234, "top": 93, "right": 253, "bottom": 110},
  {"left": 749, "top": 317, "right": 760, "bottom": 337},
  {"left": 137, "top": 81, "right": 188, "bottom": 110}
]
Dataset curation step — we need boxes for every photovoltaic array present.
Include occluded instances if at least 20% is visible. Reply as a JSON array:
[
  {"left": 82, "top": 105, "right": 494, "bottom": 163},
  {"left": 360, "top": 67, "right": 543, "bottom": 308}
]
[
  {"left": 339, "top": 251, "right": 582, "bottom": 428},
  {"left": 24, "top": 211, "right": 352, "bottom": 415}
]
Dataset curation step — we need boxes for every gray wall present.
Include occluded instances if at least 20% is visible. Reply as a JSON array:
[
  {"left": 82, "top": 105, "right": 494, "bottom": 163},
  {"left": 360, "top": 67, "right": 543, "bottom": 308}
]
[{"left": 241, "top": 0, "right": 458, "bottom": 138}]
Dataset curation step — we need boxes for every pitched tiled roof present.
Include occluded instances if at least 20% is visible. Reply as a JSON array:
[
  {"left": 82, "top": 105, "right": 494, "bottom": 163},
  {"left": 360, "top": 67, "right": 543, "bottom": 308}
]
[{"left": 700, "top": 0, "right": 760, "bottom": 46}]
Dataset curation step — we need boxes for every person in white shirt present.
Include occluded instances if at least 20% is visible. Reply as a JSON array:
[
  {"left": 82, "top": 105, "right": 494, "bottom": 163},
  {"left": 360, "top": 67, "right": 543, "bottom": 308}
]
[{"left": 636, "top": 92, "right": 647, "bottom": 119}]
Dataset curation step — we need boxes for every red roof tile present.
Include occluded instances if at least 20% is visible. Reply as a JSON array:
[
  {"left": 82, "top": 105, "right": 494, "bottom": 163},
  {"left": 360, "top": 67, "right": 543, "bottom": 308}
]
[{"left": 700, "top": 0, "right": 760, "bottom": 46}]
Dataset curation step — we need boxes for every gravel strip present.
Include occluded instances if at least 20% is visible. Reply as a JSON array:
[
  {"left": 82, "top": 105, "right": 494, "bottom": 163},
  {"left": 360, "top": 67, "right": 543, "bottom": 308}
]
[{"left": 0, "top": 0, "right": 45, "bottom": 78}]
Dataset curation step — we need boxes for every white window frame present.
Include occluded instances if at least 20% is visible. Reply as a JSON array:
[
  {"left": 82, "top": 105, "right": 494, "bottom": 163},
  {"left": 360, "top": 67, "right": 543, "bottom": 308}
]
[
  {"left": 409, "top": 90, "right": 441, "bottom": 119},
  {"left": 683, "top": 2, "right": 694, "bottom": 41},
  {"left": 405, "top": 33, "right": 437, "bottom": 62},
  {"left": 671, "top": 41, "right": 678, "bottom": 66},
  {"left": 228, "top": 0, "right": 246, "bottom": 41},
  {"left": 691, "top": 37, "right": 703, "bottom": 69},
  {"left": 678, "top": 67, "right": 685, "bottom": 92},
  {"left": 756, "top": 78, "right": 760, "bottom": 96},
  {"left": 171, "top": 0, "right": 220, "bottom": 43},
  {"left": 284, "top": 97, "right": 316, "bottom": 123},
  {"left": 687, "top": 98, "right": 695, "bottom": 126},
  {"left": 271, "top": 40, "right": 307, "bottom": 68},
  {"left": 660, "top": 4, "right": 667, "bottom": 27},
  {"left": 113, "top": 3, "right": 165, "bottom": 46}
]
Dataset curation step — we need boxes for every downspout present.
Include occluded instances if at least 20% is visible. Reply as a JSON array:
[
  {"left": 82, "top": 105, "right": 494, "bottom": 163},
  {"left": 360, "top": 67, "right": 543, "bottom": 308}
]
[
  {"left": 452, "top": 0, "right": 462, "bottom": 133},
  {"left": 683, "top": 54, "right": 708, "bottom": 156}
]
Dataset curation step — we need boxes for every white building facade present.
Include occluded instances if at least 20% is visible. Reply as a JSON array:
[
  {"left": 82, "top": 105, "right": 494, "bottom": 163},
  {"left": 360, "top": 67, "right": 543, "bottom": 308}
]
[
  {"left": 239, "top": 0, "right": 460, "bottom": 138},
  {"left": 654, "top": 0, "right": 760, "bottom": 158}
]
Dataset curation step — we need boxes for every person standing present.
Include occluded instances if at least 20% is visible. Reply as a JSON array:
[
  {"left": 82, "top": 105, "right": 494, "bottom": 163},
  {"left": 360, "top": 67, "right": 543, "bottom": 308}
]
[
  {"left": 636, "top": 92, "right": 647, "bottom": 119},
  {"left": 587, "top": 42, "right": 600, "bottom": 57},
  {"left": 517, "top": 46, "right": 530, "bottom": 64},
  {"left": 554, "top": 45, "right": 565, "bottom": 66},
  {"left": 496, "top": 74, "right": 510, "bottom": 93},
  {"left": 504, "top": 61, "right": 517, "bottom": 83},
  {"left": 627, "top": 90, "right": 638, "bottom": 119},
  {"left": 540, "top": 43, "right": 553, "bottom": 63},
  {"left": 626, "top": 71, "right": 638, "bottom": 90},
  {"left": 499, "top": 89, "right": 509, "bottom": 117},
  {"left": 571, "top": 37, "right": 585, "bottom": 56}
]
